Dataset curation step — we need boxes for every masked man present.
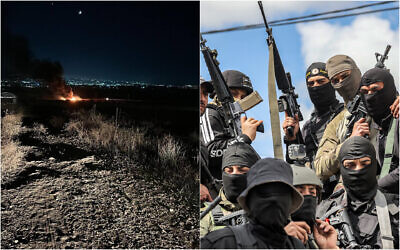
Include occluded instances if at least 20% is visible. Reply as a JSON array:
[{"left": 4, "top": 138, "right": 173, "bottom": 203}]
[
  {"left": 360, "top": 67, "right": 399, "bottom": 194},
  {"left": 201, "top": 158, "right": 337, "bottom": 249},
  {"left": 200, "top": 142, "right": 259, "bottom": 237},
  {"left": 283, "top": 62, "right": 343, "bottom": 199},
  {"left": 314, "top": 55, "right": 375, "bottom": 193},
  {"left": 317, "top": 136, "right": 399, "bottom": 248},
  {"left": 200, "top": 70, "right": 262, "bottom": 181},
  {"left": 285, "top": 165, "right": 332, "bottom": 248},
  {"left": 283, "top": 62, "right": 343, "bottom": 163}
]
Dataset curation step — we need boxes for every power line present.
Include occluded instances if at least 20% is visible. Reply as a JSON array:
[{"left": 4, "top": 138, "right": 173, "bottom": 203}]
[
  {"left": 202, "top": 3, "right": 399, "bottom": 35},
  {"left": 268, "top": 1, "right": 393, "bottom": 24},
  {"left": 272, "top": 7, "right": 398, "bottom": 26}
]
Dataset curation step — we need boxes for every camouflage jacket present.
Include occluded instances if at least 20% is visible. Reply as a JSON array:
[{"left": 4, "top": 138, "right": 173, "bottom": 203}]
[
  {"left": 200, "top": 188, "right": 241, "bottom": 237},
  {"left": 314, "top": 109, "right": 378, "bottom": 181}
]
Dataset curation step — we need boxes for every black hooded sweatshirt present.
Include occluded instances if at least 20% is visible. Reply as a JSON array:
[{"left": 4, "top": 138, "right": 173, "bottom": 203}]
[{"left": 360, "top": 68, "right": 399, "bottom": 194}]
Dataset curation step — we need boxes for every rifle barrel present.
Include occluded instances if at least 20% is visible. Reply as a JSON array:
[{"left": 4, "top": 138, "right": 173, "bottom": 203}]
[{"left": 200, "top": 196, "right": 223, "bottom": 219}]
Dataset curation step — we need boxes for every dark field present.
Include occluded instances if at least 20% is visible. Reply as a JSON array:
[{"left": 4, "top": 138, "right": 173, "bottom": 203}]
[{"left": 1, "top": 85, "right": 200, "bottom": 248}]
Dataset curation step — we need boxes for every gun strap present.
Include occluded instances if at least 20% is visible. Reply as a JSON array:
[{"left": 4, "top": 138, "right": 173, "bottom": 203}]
[
  {"left": 267, "top": 43, "right": 284, "bottom": 159},
  {"left": 229, "top": 224, "right": 258, "bottom": 249},
  {"left": 379, "top": 118, "right": 397, "bottom": 179},
  {"left": 374, "top": 190, "right": 394, "bottom": 249}
]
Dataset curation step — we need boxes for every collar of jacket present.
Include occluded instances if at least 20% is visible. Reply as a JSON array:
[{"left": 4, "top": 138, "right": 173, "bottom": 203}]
[{"left": 219, "top": 188, "right": 241, "bottom": 211}]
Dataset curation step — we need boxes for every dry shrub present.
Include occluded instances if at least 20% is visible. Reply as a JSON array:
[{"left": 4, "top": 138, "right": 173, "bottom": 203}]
[
  {"left": 65, "top": 109, "right": 197, "bottom": 192},
  {"left": 1, "top": 113, "right": 23, "bottom": 143},
  {"left": 1, "top": 142, "right": 29, "bottom": 174},
  {"left": 1, "top": 114, "right": 29, "bottom": 174},
  {"left": 66, "top": 110, "right": 149, "bottom": 157},
  {"left": 158, "top": 134, "right": 185, "bottom": 168}
]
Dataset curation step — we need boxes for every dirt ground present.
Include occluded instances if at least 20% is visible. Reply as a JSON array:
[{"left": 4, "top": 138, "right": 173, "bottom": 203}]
[{"left": 1, "top": 125, "right": 199, "bottom": 248}]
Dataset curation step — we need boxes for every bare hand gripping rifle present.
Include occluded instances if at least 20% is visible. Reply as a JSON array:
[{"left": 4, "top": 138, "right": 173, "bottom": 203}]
[
  {"left": 323, "top": 207, "right": 372, "bottom": 249},
  {"left": 258, "top": 2, "right": 303, "bottom": 139},
  {"left": 258, "top": 1, "right": 304, "bottom": 160},
  {"left": 200, "top": 35, "right": 263, "bottom": 219},
  {"left": 345, "top": 44, "right": 391, "bottom": 139},
  {"left": 200, "top": 35, "right": 264, "bottom": 139}
]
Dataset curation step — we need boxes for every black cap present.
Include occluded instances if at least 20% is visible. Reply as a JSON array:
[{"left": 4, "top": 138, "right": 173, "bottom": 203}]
[
  {"left": 222, "top": 70, "right": 253, "bottom": 95},
  {"left": 221, "top": 142, "right": 260, "bottom": 171},
  {"left": 306, "top": 62, "right": 328, "bottom": 81},
  {"left": 200, "top": 76, "right": 214, "bottom": 93}
]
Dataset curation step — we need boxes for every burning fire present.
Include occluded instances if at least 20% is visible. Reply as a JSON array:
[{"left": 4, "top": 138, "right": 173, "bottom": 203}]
[{"left": 59, "top": 90, "right": 82, "bottom": 102}]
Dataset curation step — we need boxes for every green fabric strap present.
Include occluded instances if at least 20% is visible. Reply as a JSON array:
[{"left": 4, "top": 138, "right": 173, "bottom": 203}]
[
  {"left": 267, "top": 44, "right": 284, "bottom": 160},
  {"left": 379, "top": 118, "right": 397, "bottom": 179},
  {"left": 375, "top": 190, "right": 394, "bottom": 249}
]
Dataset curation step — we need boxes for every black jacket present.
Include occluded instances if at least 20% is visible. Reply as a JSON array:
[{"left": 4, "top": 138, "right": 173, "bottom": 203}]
[
  {"left": 201, "top": 222, "right": 304, "bottom": 249},
  {"left": 200, "top": 104, "right": 251, "bottom": 180},
  {"left": 316, "top": 189, "right": 399, "bottom": 249}
]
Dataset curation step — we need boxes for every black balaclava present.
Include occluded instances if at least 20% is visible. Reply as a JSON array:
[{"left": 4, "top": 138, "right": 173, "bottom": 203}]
[
  {"left": 221, "top": 142, "right": 260, "bottom": 203},
  {"left": 306, "top": 62, "right": 337, "bottom": 114},
  {"left": 291, "top": 195, "right": 317, "bottom": 228},
  {"left": 339, "top": 136, "right": 377, "bottom": 202},
  {"left": 361, "top": 67, "right": 397, "bottom": 125},
  {"left": 247, "top": 183, "right": 292, "bottom": 229}
]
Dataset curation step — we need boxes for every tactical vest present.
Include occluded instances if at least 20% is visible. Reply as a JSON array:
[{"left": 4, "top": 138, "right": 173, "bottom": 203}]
[
  {"left": 320, "top": 190, "right": 395, "bottom": 249},
  {"left": 304, "top": 102, "right": 344, "bottom": 163}
]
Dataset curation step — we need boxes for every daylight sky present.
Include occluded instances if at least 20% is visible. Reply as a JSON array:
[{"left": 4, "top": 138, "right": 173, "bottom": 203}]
[{"left": 200, "top": 0, "right": 399, "bottom": 158}]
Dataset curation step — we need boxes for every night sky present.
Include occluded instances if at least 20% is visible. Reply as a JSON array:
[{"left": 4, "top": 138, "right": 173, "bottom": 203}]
[{"left": 2, "top": 1, "right": 199, "bottom": 85}]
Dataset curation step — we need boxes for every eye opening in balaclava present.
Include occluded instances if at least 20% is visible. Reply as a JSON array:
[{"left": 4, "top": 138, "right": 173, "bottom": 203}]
[
  {"left": 306, "top": 62, "right": 338, "bottom": 113},
  {"left": 360, "top": 67, "right": 397, "bottom": 125},
  {"left": 339, "top": 136, "right": 378, "bottom": 202},
  {"left": 326, "top": 55, "right": 361, "bottom": 103},
  {"left": 221, "top": 142, "right": 260, "bottom": 203}
]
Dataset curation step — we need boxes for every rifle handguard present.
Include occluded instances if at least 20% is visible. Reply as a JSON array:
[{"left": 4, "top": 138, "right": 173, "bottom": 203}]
[
  {"left": 238, "top": 91, "right": 263, "bottom": 111},
  {"left": 200, "top": 196, "right": 223, "bottom": 219}
]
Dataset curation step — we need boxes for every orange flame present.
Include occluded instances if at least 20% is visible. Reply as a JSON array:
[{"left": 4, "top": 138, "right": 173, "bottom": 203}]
[{"left": 59, "top": 90, "right": 82, "bottom": 102}]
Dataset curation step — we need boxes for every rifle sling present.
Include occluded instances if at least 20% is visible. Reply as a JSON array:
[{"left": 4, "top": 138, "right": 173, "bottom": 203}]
[
  {"left": 375, "top": 190, "right": 394, "bottom": 249},
  {"left": 379, "top": 118, "right": 397, "bottom": 179},
  {"left": 267, "top": 43, "right": 284, "bottom": 159}
]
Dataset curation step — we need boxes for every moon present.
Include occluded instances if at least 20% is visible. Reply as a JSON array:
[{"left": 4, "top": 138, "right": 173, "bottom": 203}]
[{"left": 78, "top": 10, "right": 82, "bottom": 15}]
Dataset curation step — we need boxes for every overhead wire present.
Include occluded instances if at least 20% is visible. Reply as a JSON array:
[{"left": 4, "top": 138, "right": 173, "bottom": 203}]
[
  {"left": 265, "top": 1, "right": 393, "bottom": 24},
  {"left": 201, "top": 2, "right": 399, "bottom": 35}
]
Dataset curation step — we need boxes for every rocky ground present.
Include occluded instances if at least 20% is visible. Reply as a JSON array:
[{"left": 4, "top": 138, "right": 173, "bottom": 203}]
[{"left": 1, "top": 125, "right": 199, "bottom": 248}]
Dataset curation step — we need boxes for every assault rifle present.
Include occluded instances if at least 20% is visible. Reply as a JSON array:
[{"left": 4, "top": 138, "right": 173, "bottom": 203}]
[
  {"left": 200, "top": 35, "right": 264, "bottom": 138},
  {"left": 375, "top": 45, "right": 391, "bottom": 69},
  {"left": 258, "top": 1, "right": 303, "bottom": 142},
  {"left": 327, "top": 208, "right": 372, "bottom": 249},
  {"left": 345, "top": 94, "right": 369, "bottom": 139},
  {"left": 200, "top": 196, "right": 222, "bottom": 220},
  {"left": 345, "top": 44, "right": 391, "bottom": 139}
]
